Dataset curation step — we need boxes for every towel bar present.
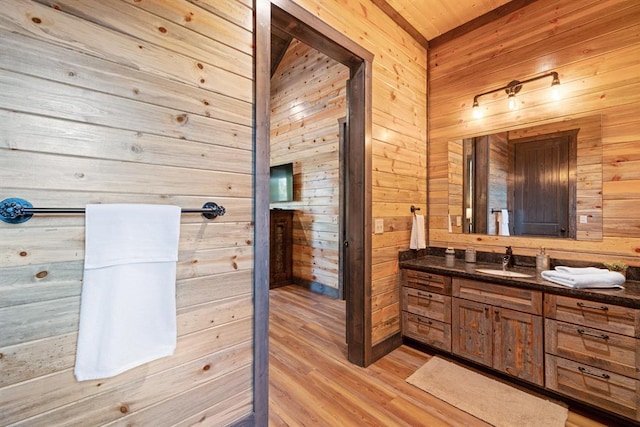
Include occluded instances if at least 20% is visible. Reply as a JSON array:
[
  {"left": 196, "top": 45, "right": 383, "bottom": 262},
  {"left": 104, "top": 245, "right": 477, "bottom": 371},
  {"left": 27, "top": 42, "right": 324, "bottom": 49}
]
[
  {"left": 491, "top": 208, "right": 511, "bottom": 214},
  {"left": 410, "top": 205, "right": 421, "bottom": 213},
  {"left": 0, "top": 197, "right": 226, "bottom": 224}
]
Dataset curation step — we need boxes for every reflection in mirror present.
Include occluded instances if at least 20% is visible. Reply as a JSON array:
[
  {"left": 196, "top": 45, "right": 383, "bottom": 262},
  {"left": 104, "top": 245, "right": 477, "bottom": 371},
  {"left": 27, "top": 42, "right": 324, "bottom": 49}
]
[
  {"left": 463, "top": 129, "right": 577, "bottom": 238},
  {"left": 449, "top": 115, "right": 602, "bottom": 241}
]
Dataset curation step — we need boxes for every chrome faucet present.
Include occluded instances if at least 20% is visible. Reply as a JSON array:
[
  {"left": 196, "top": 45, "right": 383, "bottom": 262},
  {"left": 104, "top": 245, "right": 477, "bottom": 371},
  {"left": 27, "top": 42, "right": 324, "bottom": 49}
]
[
  {"left": 503, "top": 246, "right": 514, "bottom": 269},
  {"left": 502, "top": 255, "right": 510, "bottom": 271}
]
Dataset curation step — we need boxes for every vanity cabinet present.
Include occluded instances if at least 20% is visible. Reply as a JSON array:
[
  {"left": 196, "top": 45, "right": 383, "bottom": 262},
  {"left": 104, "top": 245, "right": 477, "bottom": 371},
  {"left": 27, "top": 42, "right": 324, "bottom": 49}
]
[
  {"left": 452, "top": 278, "right": 544, "bottom": 386},
  {"left": 544, "top": 294, "right": 640, "bottom": 421},
  {"left": 400, "top": 262, "right": 640, "bottom": 422},
  {"left": 401, "top": 270, "right": 452, "bottom": 352}
]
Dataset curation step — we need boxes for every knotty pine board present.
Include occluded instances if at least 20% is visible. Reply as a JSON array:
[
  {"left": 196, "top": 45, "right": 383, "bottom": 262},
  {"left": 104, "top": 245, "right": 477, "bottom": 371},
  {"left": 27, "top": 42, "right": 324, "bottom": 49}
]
[
  {"left": 428, "top": 0, "right": 640, "bottom": 264},
  {"left": 0, "top": 0, "right": 255, "bottom": 424}
]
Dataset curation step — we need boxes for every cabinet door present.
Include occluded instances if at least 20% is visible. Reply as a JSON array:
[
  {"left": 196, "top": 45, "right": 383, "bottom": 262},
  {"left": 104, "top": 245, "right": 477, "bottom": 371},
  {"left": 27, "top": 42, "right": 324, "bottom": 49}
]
[
  {"left": 402, "top": 287, "right": 451, "bottom": 323},
  {"left": 270, "top": 210, "right": 293, "bottom": 287},
  {"left": 545, "top": 319, "right": 639, "bottom": 379},
  {"left": 544, "top": 294, "right": 640, "bottom": 337},
  {"left": 402, "top": 312, "right": 452, "bottom": 352},
  {"left": 493, "top": 307, "right": 544, "bottom": 386},
  {"left": 546, "top": 354, "right": 640, "bottom": 421},
  {"left": 405, "top": 270, "right": 451, "bottom": 294},
  {"left": 452, "top": 298, "right": 492, "bottom": 367}
]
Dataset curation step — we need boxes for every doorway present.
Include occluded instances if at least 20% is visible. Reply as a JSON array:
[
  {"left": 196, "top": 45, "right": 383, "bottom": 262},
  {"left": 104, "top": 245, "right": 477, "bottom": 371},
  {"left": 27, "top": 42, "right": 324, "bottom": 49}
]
[
  {"left": 510, "top": 130, "right": 577, "bottom": 238},
  {"left": 259, "top": 0, "right": 374, "bottom": 368}
]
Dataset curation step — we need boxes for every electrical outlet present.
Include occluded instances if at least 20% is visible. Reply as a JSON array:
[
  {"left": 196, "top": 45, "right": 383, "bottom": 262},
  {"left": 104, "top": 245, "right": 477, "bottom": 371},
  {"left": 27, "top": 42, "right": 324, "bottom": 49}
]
[
  {"left": 456, "top": 216, "right": 462, "bottom": 227},
  {"left": 374, "top": 218, "right": 384, "bottom": 234},
  {"left": 580, "top": 215, "right": 588, "bottom": 224}
]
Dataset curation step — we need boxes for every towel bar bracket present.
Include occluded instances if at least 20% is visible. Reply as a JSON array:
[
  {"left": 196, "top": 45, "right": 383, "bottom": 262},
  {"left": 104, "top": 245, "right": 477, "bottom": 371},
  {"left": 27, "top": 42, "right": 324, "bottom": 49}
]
[
  {"left": 0, "top": 197, "right": 226, "bottom": 224},
  {"left": 186, "top": 202, "right": 226, "bottom": 219},
  {"left": 0, "top": 198, "right": 34, "bottom": 224}
]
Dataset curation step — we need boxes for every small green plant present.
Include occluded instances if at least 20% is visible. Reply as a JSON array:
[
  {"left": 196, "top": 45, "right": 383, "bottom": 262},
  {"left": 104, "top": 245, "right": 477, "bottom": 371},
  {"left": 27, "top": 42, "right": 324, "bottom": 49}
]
[{"left": 603, "top": 261, "right": 628, "bottom": 272}]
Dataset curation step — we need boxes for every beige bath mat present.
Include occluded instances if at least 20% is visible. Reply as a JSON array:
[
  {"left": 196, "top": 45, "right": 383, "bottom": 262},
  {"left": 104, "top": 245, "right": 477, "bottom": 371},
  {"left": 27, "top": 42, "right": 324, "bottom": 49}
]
[{"left": 407, "top": 356, "right": 568, "bottom": 427}]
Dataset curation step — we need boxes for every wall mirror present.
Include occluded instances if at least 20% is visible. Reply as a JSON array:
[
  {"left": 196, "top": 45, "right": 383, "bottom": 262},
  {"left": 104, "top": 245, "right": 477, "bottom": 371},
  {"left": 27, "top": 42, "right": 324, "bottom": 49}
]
[{"left": 448, "top": 115, "right": 602, "bottom": 241}]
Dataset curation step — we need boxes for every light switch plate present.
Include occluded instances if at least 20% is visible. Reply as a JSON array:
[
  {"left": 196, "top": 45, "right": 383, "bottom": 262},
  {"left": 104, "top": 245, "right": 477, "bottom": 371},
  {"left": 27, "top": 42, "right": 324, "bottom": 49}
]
[
  {"left": 580, "top": 215, "right": 588, "bottom": 224},
  {"left": 456, "top": 216, "right": 462, "bottom": 227},
  {"left": 374, "top": 218, "right": 384, "bottom": 234}
]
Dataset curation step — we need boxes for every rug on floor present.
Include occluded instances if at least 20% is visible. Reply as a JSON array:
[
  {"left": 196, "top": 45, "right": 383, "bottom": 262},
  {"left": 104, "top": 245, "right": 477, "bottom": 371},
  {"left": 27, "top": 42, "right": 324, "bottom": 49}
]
[{"left": 406, "top": 356, "right": 568, "bottom": 427}]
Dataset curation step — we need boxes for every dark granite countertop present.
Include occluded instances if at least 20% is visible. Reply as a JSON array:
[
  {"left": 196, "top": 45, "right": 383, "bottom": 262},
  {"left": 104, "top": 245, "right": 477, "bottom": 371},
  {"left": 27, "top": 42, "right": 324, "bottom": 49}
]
[{"left": 400, "top": 255, "right": 640, "bottom": 309}]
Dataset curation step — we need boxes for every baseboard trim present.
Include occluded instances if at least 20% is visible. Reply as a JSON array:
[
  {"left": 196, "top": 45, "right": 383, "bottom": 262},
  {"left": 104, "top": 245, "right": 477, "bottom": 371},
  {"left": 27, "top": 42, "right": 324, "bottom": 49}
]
[
  {"left": 229, "top": 413, "right": 254, "bottom": 427},
  {"left": 292, "top": 277, "right": 339, "bottom": 299},
  {"left": 371, "top": 331, "right": 403, "bottom": 363}
]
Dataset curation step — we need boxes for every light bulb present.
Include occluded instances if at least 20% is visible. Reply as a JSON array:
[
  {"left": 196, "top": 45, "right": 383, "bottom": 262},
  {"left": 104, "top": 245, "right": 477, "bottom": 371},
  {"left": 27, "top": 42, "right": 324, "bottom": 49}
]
[
  {"left": 472, "top": 100, "right": 482, "bottom": 118},
  {"left": 508, "top": 93, "right": 518, "bottom": 110},
  {"left": 551, "top": 74, "right": 561, "bottom": 101}
]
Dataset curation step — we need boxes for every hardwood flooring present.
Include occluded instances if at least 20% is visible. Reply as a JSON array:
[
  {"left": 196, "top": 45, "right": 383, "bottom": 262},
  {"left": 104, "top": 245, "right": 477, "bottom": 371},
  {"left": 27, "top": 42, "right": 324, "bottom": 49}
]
[{"left": 268, "top": 285, "right": 615, "bottom": 427}]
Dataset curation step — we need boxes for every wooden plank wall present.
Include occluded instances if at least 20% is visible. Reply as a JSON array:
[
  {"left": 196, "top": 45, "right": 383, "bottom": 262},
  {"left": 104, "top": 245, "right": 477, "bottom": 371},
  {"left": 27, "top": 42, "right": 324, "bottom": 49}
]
[
  {"left": 0, "top": 0, "right": 254, "bottom": 424},
  {"left": 285, "top": 0, "right": 428, "bottom": 346},
  {"left": 429, "top": 0, "right": 640, "bottom": 265},
  {"left": 270, "top": 39, "right": 348, "bottom": 293}
]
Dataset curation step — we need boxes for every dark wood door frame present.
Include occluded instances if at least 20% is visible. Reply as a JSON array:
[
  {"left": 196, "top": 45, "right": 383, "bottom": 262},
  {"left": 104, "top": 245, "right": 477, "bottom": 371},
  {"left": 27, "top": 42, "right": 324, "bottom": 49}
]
[
  {"left": 338, "top": 116, "right": 347, "bottom": 301},
  {"left": 253, "top": 0, "right": 373, "bottom": 423}
]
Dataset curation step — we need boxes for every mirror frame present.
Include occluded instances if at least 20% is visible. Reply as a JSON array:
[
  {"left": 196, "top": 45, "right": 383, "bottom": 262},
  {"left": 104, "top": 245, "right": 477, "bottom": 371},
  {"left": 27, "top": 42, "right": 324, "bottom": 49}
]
[{"left": 448, "top": 115, "right": 603, "bottom": 241}]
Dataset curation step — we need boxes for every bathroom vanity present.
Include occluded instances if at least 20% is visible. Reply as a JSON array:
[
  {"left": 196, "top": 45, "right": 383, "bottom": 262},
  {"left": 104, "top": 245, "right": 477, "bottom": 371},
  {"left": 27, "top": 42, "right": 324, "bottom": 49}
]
[{"left": 400, "top": 256, "right": 640, "bottom": 423}]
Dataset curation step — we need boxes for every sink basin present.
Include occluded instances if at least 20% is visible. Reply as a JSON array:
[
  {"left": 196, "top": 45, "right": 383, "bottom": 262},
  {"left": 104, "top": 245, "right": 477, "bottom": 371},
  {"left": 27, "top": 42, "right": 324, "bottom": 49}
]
[{"left": 475, "top": 268, "right": 534, "bottom": 278}]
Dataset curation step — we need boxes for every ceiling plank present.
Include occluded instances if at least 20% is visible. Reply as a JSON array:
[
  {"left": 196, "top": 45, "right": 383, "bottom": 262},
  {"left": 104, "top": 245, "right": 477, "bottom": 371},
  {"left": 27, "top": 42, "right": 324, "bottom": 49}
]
[
  {"left": 370, "top": 0, "right": 429, "bottom": 48},
  {"left": 430, "top": 0, "right": 540, "bottom": 49}
]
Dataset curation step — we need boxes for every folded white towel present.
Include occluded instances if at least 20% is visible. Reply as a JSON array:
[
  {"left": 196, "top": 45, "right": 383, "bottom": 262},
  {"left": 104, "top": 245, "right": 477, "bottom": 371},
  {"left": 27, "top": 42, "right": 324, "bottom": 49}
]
[
  {"left": 541, "top": 270, "right": 625, "bottom": 289},
  {"left": 410, "top": 214, "right": 426, "bottom": 250},
  {"left": 75, "top": 204, "right": 181, "bottom": 381},
  {"left": 554, "top": 266, "right": 610, "bottom": 275}
]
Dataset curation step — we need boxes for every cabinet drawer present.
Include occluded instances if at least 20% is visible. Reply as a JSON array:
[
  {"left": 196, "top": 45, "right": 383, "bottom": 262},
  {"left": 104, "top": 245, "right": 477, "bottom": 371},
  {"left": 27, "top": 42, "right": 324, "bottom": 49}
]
[
  {"left": 402, "top": 287, "right": 451, "bottom": 323},
  {"left": 544, "top": 294, "right": 640, "bottom": 337},
  {"left": 545, "top": 354, "right": 639, "bottom": 421},
  {"left": 402, "top": 312, "right": 451, "bottom": 352},
  {"left": 405, "top": 270, "right": 451, "bottom": 294},
  {"left": 545, "top": 319, "right": 640, "bottom": 379},
  {"left": 452, "top": 278, "right": 542, "bottom": 315}
]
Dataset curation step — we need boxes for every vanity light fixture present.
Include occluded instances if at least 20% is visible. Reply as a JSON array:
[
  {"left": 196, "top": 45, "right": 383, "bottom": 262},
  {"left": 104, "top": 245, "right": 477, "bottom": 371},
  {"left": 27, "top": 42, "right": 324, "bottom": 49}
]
[{"left": 471, "top": 71, "right": 561, "bottom": 117}]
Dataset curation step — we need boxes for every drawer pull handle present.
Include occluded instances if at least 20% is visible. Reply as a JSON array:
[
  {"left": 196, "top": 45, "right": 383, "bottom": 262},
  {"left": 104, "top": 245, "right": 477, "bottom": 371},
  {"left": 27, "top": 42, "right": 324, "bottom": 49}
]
[
  {"left": 417, "top": 274, "right": 434, "bottom": 281},
  {"left": 577, "top": 329, "right": 609, "bottom": 340},
  {"left": 417, "top": 292, "right": 433, "bottom": 299},
  {"left": 417, "top": 318, "right": 433, "bottom": 326},
  {"left": 576, "top": 302, "right": 609, "bottom": 311},
  {"left": 578, "top": 366, "right": 610, "bottom": 380}
]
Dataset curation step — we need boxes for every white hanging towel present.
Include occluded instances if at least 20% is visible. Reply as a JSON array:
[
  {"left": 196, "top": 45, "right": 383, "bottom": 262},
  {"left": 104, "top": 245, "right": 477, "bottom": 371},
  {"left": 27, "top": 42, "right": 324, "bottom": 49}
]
[
  {"left": 410, "top": 214, "right": 426, "bottom": 250},
  {"left": 498, "top": 209, "right": 510, "bottom": 236},
  {"left": 75, "top": 204, "right": 181, "bottom": 381}
]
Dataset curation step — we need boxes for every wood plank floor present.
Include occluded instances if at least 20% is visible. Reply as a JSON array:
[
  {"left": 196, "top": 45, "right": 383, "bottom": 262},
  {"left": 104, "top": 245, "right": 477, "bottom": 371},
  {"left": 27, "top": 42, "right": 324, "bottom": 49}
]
[{"left": 268, "top": 285, "right": 616, "bottom": 427}]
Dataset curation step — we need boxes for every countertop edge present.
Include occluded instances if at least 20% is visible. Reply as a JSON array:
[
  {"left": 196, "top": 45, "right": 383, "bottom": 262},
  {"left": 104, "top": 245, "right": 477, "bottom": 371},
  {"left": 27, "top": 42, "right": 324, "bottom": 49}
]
[{"left": 400, "top": 256, "right": 640, "bottom": 309}]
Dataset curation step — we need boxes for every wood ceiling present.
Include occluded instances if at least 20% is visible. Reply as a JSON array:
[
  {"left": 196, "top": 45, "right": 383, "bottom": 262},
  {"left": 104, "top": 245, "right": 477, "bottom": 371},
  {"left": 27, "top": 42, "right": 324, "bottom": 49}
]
[
  {"left": 271, "top": 0, "right": 530, "bottom": 73},
  {"left": 375, "top": 0, "right": 516, "bottom": 45}
]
